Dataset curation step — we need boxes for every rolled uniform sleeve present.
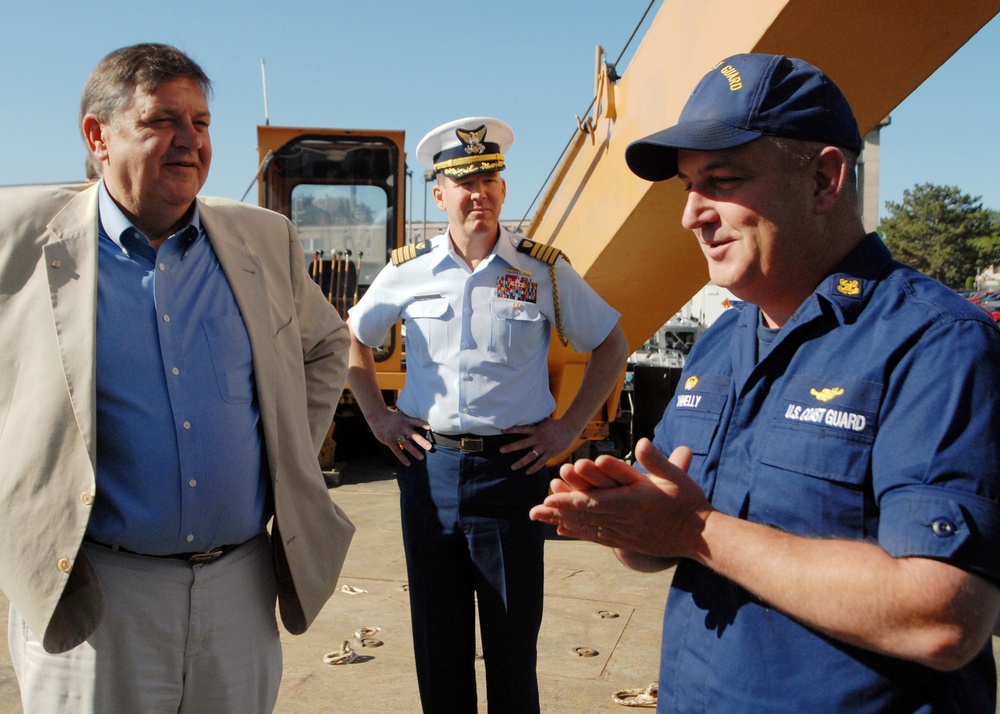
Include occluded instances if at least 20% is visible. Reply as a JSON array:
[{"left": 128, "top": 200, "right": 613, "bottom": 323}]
[{"left": 874, "top": 319, "right": 1000, "bottom": 584}]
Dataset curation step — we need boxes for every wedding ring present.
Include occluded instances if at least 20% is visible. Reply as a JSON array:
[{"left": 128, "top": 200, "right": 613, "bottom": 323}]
[{"left": 530, "top": 449, "right": 540, "bottom": 459}]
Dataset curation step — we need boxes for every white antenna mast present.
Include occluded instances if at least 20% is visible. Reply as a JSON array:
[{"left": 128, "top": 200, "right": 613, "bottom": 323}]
[{"left": 260, "top": 59, "right": 270, "bottom": 125}]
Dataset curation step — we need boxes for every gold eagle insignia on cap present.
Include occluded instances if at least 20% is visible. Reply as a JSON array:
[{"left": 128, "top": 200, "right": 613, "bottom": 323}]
[{"left": 457, "top": 125, "right": 488, "bottom": 156}]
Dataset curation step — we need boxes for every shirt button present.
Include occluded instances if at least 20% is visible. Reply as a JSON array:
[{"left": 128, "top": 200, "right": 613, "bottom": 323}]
[
  {"left": 58, "top": 558, "right": 72, "bottom": 573},
  {"left": 158, "top": 263, "right": 166, "bottom": 271},
  {"left": 186, "top": 534, "right": 195, "bottom": 543},
  {"left": 80, "top": 492, "right": 94, "bottom": 506},
  {"left": 163, "top": 314, "right": 171, "bottom": 323},
  {"left": 463, "top": 374, "right": 473, "bottom": 381},
  {"left": 51, "top": 260, "right": 62, "bottom": 269},
  {"left": 189, "top": 480, "right": 197, "bottom": 488},
  {"left": 183, "top": 421, "right": 191, "bottom": 430},
  {"left": 930, "top": 519, "right": 957, "bottom": 537},
  {"left": 172, "top": 367, "right": 180, "bottom": 376}
]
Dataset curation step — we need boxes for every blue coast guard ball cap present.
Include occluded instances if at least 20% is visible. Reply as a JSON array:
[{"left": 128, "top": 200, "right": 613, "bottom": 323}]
[{"left": 625, "top": 53, "right": 863, "bottom": 181}]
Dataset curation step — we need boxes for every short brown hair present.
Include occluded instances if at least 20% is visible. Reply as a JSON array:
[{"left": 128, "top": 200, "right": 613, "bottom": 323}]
[{"left": 80, "top": 43, "right": 211, "bottom": 137}]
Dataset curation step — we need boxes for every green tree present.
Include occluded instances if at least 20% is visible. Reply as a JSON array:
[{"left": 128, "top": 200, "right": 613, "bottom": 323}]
[
  {"left": 969, "top": 209, "right": 1000, "bottom": 269},
  {"left": 878, "top": 183, "right": 995, "bottom": 288}
]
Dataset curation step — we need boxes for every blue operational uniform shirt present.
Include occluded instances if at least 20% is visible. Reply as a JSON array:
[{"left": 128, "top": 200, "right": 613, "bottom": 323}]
[
  {"left": 348, "top": 228, "right": 620, "bottom": 433},
  {"left": 653, "top": 234, "right": 1000, "bottom": 713},
  {"left": 89, "top": 183, "right": 268, "bottom": 555}
]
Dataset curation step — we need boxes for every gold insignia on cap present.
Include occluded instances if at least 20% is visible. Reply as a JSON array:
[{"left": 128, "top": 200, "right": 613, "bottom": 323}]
[
  {"left": 457, "top": 125, "right": 488, "bottom": 156},
  {"left": 434, "top": 156, "right": 505, "bottom": 176},
  {"left": 685, "top": 376, "right": 699, "bottom": 390},
  {"left": 837, "top": 278, "right": 860, "bottom": 296},
  {"left": 810, "top": 387, "right": 844, "bottom": 403}
]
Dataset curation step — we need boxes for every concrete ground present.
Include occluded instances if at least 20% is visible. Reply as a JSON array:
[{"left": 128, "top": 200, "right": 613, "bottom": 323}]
[
  {"left": 0, "top": 458, "right": 669, "bottom": 713},
  {"left": 1, "top": 457, "right": 999, "bottom": 713}
]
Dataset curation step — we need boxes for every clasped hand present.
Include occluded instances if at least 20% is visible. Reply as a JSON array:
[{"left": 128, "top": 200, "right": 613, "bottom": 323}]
[{"left": 528, "top": 438, "right": 712, "bottom": 564}]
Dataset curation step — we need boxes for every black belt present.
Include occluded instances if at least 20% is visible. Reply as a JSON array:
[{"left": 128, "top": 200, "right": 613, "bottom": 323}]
[
  {"left": 84, "top": 537, "right": 238, "bottom": 565},
  {"left": 428, "top": 431, "right": 523, "bottom": 453}
]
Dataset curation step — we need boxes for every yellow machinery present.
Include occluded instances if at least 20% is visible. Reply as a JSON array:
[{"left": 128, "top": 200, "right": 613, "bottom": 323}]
[
  {"left": 256, "top": 125, "right": 406, "bottom": 393},
  {"left": 257, "top": 0, "right": 1000, "bottom": 465},
  {"left": 256, "top": 126, "right": 407, "bottom": 463}
]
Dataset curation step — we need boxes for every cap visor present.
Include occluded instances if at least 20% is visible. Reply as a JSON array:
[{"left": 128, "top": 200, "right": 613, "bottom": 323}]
[{"left": 625, "top": 122, "right": 762, "bottom": 181}]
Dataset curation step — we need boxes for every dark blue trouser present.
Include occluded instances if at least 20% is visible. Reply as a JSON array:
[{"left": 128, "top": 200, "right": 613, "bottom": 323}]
[{"left": 397, "top": 443, "right": 548, "bottom": 714}]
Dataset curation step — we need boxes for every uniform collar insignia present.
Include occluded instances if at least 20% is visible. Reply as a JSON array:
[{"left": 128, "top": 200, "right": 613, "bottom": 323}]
[{"left": 837, "top": 278, "right": 861, "bottom": 296}]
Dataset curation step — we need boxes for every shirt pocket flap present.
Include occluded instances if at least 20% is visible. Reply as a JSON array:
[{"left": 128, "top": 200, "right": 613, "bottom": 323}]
[
  {"left": 661, "top": 373, "right": 731, "bottom": 456},
  {"left": 761, "top": 375, "right": 880, "bottom": 484},
  {"left": 405, "top": 296, "right": 451, "bottom": 320}
]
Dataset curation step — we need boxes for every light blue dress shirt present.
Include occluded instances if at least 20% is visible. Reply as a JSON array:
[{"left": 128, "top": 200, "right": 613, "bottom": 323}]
[
  {"left": 89, "top": 183, "right": 267, "bottom": 555},
  {"left": 349, "top": 228, "right": 620, "bottom": 434}
]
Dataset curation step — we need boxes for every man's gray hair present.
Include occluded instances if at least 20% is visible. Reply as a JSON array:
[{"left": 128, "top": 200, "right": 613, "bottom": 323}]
[{"left": 766, "top": 136, "right": 858, "bottom": 191}]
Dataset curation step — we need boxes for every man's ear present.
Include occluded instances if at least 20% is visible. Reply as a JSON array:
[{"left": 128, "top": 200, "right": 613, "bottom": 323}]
[
  {"left": 812, "top": 146, "right": 848, "bottom": 215},
  {"left": 432, "top": 182, "right": 446, "bottom": 210},
  {"left": 82, "top": 115, "right": 109, "bottom": 162}
]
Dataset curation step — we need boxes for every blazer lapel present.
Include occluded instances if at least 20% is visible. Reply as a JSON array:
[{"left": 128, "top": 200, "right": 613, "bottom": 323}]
[
  {"left": 199, "top": 202, "right": 279, "bottom": 448},
  {"left": 44, "top": 186, "right": 100, "bottom": 461}
]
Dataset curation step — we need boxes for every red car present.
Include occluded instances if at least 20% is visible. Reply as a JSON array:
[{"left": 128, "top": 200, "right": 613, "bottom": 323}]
[{"left": 968, "top": 290, "right": 1000, "bottom": 306}]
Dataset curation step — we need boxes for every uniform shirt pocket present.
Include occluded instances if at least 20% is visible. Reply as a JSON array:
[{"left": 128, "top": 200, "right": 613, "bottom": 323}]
[
  {"left": 489, "top": 298, "right": 544, "bottom": 362},
  {"left": 755, "top": 375, "right": 881, "bottom": 535},
  {"left": 403, "top": 295, "right": 452, "bottom": 362},
  {"left": 761, "top": 375, "right": 879, "bottom": 481},
  {"left": 661, "top": 373, "right": 731, "bottom": 456}
]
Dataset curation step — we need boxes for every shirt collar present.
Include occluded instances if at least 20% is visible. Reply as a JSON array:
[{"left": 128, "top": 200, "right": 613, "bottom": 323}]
[
  {"left": 493, "top": 228, "right": 526, "bottom": 270},
  {"left": 432, "top": 227, "right": 507, "bottom": 272},
  {"left": 734, "top": 233, "right": 889, "bottom": 334},
  {"left": 97, "top": 179, "right": 202, "bottom": 254},
  {"left": 814, "top": 233, "right": 889, "bottom": 321}
]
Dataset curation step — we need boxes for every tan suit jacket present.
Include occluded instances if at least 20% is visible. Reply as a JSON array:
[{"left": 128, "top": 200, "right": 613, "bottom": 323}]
[{"left": 0, "top": 183, "right": 354, "bottom": 653}]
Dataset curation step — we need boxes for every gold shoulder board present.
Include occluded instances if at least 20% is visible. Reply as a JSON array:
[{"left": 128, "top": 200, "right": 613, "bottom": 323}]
[
  {"left": 516, "top": 238, "right": 569, "bottom": 265},
  {"left": 391, "top": 240, "right": 433, "bottom": 266}
]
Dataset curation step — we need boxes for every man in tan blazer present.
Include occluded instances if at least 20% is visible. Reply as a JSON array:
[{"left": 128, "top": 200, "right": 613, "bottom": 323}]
[{"left": 0, "top": 43, "right": 354, "bottom": 713}]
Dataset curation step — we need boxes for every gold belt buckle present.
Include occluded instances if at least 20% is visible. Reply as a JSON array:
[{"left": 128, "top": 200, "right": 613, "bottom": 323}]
[
  {"left": 188, "top": 548, "right": 224, "bottom": 565},
  {"left": 459, "top": 437, "right": 483, "bottom": 452}
]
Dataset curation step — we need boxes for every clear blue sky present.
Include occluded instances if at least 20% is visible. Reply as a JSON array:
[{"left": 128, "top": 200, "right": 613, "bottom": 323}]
[{"left": 2, "top": 1, "right": 997, "bottom": 223}]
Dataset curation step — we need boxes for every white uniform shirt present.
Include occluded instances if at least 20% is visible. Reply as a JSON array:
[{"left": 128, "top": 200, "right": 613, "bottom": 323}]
[{"left": 349, "top": 228, "right": 620, "bottom": 434}]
